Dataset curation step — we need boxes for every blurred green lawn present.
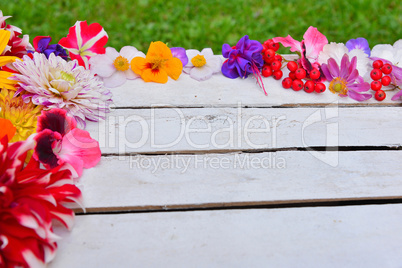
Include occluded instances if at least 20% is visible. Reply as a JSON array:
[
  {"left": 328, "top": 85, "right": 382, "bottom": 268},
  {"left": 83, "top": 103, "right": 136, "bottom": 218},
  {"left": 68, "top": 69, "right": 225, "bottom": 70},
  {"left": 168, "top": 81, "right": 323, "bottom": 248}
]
[{"left": 2, "top": 0, "right": 401, "bottom": 53}]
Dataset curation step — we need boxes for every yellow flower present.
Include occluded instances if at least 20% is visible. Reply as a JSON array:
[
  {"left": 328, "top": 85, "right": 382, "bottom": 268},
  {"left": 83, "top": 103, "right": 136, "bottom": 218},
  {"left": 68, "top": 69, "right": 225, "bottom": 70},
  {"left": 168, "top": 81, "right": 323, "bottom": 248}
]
[
  {"left": 0, "top": 88, "right": 42, "bottom": 142},
  {"left": 131, "top": 41, "right": 182, "bottom": 83},
  {"left": 0, "top": 29, "right": 20, "bottom": 90}
]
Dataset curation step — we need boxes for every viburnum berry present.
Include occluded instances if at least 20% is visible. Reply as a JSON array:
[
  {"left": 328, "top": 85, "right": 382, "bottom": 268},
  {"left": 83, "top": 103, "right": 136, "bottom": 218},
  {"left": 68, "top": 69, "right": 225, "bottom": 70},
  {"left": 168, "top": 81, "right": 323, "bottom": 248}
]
[
  {"left": 263, "top": 49, "right": 276, "bottom": 63},
  {"left": 295, "top": 68, "right": 307, "bottom": 79},
  {"left": 370, "top": 69, "right": 382, "bottom": 81},
  {"left": 287, "top": 61, "right": 298, "bottom": 72},
  {"left": 268, "top": 42, "right": 280, "bottom": 52},
  {"left": 282, "top": 77, "right": 293, "bottom": 89},
  {"left": 309, "top": 68, "right": 320, "bottom": 80},
  {"left": 271, "top": 60, "right": 282, "bottom": 71},
  {"left": 292, "top": 79, "right": 304, "bottom": 91},
  {"left": 381, "top": 64, "right": 392, "bottom": 75},
  {"left": 289, "top": 72, "right": 296, "bottom": 80},
  {"left": 273, "top": 70, "right": 283, "bottom": 80},
  {"left": 375, "top": 90, "right": 386, "bottom": 101},
  {"left": 314, "top": 82, "right": 326, "bottom": 93},
  {"left": 262, "top": 44, "right": 268, "bottom": 53},
  {"left": 371, "top": 80, "right": 382, "bottom": 91},
  {"left": 263, "top": 39, "right": 274, "bottom": 48},
  {"left": 372, "top": 60, "right": 384, "bottom": 69},
  {"left": 381, "top": 75, "right": 391, "bottom": 86},
  {"left": 274, "top": 54, "right": 282, "bottom": 62},
  {"left": 304, "top": 80, "right": 315, "bottom": 93},
  {"left": 262, "top": 65, "right": 273, "bottom": 77}
]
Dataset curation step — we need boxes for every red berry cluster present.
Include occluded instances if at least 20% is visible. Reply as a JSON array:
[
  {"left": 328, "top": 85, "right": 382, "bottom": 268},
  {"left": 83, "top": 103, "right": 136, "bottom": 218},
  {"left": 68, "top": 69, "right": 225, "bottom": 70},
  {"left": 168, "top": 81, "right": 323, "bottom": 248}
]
[
  {"left": 370, "top": 60, "right": 393, "bottom": 101},
  {"left": 281, "top": 61, "right": 326, "bottom": 93},
  {"left": 261, "top": 39, "right": 283, "bottom": 80}
]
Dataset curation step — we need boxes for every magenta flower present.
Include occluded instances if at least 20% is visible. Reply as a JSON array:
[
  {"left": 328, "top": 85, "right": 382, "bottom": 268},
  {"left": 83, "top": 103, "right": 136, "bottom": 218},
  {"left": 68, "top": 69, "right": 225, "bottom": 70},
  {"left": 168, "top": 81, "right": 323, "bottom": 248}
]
[
  {"left": 321, "top": 54, "right": 371, "bottom": 101},
  {"left": 33, "top": 109, "right": 101, "bottom": 178}
]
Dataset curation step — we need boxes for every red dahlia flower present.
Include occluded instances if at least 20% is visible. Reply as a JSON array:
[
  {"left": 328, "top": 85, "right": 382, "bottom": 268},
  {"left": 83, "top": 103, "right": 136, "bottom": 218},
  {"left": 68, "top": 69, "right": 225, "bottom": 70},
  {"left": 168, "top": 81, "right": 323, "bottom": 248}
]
[{"left": 0, "top": 136, "right": 83, "bottom": 268}]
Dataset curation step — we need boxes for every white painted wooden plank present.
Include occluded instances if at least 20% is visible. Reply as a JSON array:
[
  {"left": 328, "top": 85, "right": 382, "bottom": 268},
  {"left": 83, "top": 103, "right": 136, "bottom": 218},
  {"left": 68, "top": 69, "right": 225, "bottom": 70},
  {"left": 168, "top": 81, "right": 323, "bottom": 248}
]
[
  {"left": 76, "top": 151, "right": 402, "bottom": 211},
  {"left": 86, "top": 107, "right": 402, "bottom": 154},
  {"left": 109, "top": 55, "right": 400, "bottom": 108},
  {"left": 50, "top": 204, "right": 402, "bottom": 267}
]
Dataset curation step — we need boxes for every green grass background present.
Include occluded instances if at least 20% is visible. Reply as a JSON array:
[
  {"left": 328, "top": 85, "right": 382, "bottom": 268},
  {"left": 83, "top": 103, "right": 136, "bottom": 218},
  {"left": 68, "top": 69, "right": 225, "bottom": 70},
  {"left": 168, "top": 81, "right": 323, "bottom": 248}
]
[{"left": 2, "top": 0, "right": 401, "bottom": 53}]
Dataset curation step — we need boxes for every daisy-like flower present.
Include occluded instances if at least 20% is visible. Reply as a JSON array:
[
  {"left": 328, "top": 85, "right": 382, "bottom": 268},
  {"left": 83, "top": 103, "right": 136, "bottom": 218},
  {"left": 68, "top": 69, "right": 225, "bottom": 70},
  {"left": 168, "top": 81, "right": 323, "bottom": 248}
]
[
  {"left": 11, "top": 52, "right": 113, "bottom": 127},
  {"left": 33, "top": 108, "right": 101, "bottom": 177},
  {"left": 131, "top": 41, "right": 183, "bottom": 83},
  {"left": 0, "top": 29, "right": 20, "bottom": 90},
  {"left": 184, "top": 48, "right": 222, "bottom": 81},
  {"left": 0, "top": 88, "right": 42, "bottom": 143},
  {"left": 59, "top": 21, "right": 108, "bottom": 69},
  {"left": 321, "top": 54, "right": 371, "bottom": 101},
  {"left": 318, "top": 42, "right": 370, "bottom": 78},
  {"left": 370, "top": 40, "right": 402, "bottom": 99},
  {"left": 0, "top": 136, "right": 83, "bottom": 268},
  {"left": 89, "top": 46, "right": 145, "bottom": 88}
]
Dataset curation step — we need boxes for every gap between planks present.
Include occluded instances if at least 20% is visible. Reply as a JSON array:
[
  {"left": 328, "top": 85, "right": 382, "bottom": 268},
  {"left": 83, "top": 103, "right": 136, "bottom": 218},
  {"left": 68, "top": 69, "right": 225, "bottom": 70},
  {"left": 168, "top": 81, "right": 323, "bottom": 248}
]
[
  {"left": 101, "top": 145, "right": 402, "bottom": 157},
  {"left": 74, "top": 196, "right": 402, "bottom": 215}
]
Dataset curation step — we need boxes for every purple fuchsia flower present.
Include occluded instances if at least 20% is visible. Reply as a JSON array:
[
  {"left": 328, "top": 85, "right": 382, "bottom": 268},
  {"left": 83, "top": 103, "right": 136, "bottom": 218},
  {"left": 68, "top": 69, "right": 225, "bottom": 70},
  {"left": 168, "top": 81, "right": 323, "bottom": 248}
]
[
  {"left": 171, "top": 47, "right": 188, "bottom": 67},
  {"left": 345, "top": 37, "right": 371, "bottom": 56},
  {"left": 222, "top": 35, "right": 267, "bottom": 94},
  {"left": 321, "top": 54, "right": 371, "bottom": 101},
  {"left": 11, "top": 52, "right": 113, "bottom": 127},
  {"left": 30, "top": 36, "right": 68, "bottom": 60}
]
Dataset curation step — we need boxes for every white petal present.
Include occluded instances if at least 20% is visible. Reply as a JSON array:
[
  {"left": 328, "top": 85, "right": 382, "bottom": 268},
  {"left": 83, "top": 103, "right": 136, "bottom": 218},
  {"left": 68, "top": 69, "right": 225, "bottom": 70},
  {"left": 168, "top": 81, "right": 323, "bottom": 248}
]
[
  {"left": 349, "top": 49, "right": 369, "bottom": 77},
  {"left": 103, "top": 71, "right": 127, "bottom": 88},
  {"left": 394, "top": 40, "right": 402, "bottom": 49},
  {"left": 120, "top": 46, "right": 140, "bottom": 61},
  {"left": 371, "top": 44, "right": 394, "bottom": 62},
  {"left": 124, "top": 69, "right": 140, "bottom": 80},
  {"left": 317, "top": 42, "right": 348, "bottom": 65},
  {"left": 205, "top": 56, "right": 222, "bottom": 73},
  {"left": 201, "top": 48, "right": 214, "bottom": 57},
  {"left": 186, "top": 49, "right": 201, "bottom": 67},
  {"left": 183, "top": 66, "right": 193, "bottom": 74},
  {"left": 190, "top": 66, "right": 213, "bottom": 81},
  {"left": 105, "top": 47, "right": 120, "bottom": 60},
  {"left": 89, "top": 54, "right": 115, "bottom": 78}
]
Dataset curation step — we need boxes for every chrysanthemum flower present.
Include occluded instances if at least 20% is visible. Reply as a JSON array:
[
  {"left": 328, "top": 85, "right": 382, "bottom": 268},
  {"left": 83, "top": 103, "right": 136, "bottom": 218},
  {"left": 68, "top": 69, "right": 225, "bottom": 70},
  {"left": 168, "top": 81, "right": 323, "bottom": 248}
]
[
  {"left": 184, "top": 48, "right": 222, "bottom": 81},
  {"left": 33, "top": 108, "right": 101, "bottom": 177},
  {"left": 0, "top": 136, "right": 83, "bottom": 268},
  {"left": 321, "top": 54, "right": 371, "bottom": 101},
  {"left": 89, "top": 46, "right": 145, "bottom": 87},
  {"left": 11, "top": 52, "right": 113, "bottom": 127},
  {"left": 0, "top": 29, "right": 20, "bottom": 90},
  {"left": 131, "top": 41, "right": 183, "bottom": 83},
  {"left": 318, "top": 42, "right": 370, "bottom": 78},
  {"left": 59, "top": 21, "right": 109, "bottom": 69},
  {"left": 0, "top": 88, "right": 42, "bottom": 143}
]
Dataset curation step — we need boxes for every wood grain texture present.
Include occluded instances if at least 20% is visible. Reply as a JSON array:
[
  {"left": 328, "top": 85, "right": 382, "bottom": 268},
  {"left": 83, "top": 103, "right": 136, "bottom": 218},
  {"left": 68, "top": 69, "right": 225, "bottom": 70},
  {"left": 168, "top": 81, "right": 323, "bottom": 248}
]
[
  {"left": 50, "top": 204, "right": 402, "bottom": 268},
  {"left": 86, "top": 106, "right": 402, "bottom": 155},
  {"left": 72, "top": 151, "right": 402, "bottom": 212}
]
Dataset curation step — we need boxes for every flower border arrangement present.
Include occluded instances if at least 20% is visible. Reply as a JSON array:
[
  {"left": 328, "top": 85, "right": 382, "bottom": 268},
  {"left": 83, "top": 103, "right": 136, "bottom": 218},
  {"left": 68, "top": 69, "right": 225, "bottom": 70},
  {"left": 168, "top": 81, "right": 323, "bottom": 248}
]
[{"left": 1, "top": 9, "right": 402, "bottom": 267}]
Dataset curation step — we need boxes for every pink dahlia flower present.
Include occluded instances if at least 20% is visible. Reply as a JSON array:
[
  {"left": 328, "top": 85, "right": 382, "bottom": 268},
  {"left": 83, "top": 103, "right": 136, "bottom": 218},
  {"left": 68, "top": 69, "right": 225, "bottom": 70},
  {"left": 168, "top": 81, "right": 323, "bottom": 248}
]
[{"left": 11, "top": 52, "right": 113, "bottom": 127}]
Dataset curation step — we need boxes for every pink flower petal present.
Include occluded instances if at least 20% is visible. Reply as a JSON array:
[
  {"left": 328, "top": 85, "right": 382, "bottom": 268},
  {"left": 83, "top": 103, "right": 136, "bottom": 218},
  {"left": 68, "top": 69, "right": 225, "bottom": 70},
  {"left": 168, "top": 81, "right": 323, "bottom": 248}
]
[
  {"left": 272, "top": 35, "right": 302, "bottom": 53},
  {"left": 347, "top": 90, "right": 372, "bottom": 101},
  {"left": 302, "top": 26, "right": 328, "bottom": 61}
]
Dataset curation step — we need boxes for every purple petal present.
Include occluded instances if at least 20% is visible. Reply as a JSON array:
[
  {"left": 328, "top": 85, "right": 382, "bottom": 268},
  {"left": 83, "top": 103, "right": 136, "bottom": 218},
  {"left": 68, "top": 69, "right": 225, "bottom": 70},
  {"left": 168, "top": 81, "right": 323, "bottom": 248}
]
[
  {"left": 33, "top": 129, "right": 62, "bottom": 169},
  {"left": 346, "top": 38, "right": 371, "bottom": 56},
  {"left": 391, "top": 89, "right": 402, "bottom": 101},
  {"left": 348, "top": 81, "right": 370, "bottom": 92},
  {"left": 339, "top": 54, "right": 350, "bottom": 78},
  {"left": 321, "top": 64, "right": 333, "bottom": 81},
  {"left": 391, "top": 65, "right": 402, "bottom": 85},
  {"left": 347, "top": 90, "right": 372, "bottom": 101},
  {"left": 349, "top": 56, "right": 357, "bottom": 75},
  {"left": 346, "top": 69, "right": 359, "bottom": 84},
  {"left": 171, "top": 47, "right": 188, "bottom": 66},
  {"left": 327, "top": 58, "right": 340, "bottom": 77},
  {"left": 221, "top": 61, "right": 240, "bottom": 79},
  {"left": 36, "top": 37, "right": 52, "bottom": 52},
  {"left": 222, "top": 43, "right": 232, "bottom": 58}
]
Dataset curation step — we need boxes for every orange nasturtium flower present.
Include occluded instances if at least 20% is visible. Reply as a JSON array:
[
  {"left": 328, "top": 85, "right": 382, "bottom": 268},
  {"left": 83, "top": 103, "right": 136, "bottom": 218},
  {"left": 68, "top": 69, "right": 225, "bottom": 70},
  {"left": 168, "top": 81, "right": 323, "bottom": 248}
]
[
  {"left": 131, "top": 41, "right": 183, "bottom": 83},
  {"left": 0, "top": 118, "right": 16, "bottom": 141}
]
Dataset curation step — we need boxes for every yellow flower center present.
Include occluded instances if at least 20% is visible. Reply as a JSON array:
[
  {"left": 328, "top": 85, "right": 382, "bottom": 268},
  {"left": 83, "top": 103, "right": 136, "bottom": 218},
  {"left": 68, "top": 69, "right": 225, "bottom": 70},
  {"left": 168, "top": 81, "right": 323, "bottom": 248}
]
[
  {"left": 150, "top": 58, "right": 168, "bottom": 70},
  {"left": 329, "top": 77, "right": 348, "bottom": 95},
  {"left": 191, "top": 55, "right": 206, "bottom": 67},
  {"left": 60, "top": 71, "right": 76, "bottom": 83},
  {"left": 113, "top": 56, "right": 130, "bottom": 71}
]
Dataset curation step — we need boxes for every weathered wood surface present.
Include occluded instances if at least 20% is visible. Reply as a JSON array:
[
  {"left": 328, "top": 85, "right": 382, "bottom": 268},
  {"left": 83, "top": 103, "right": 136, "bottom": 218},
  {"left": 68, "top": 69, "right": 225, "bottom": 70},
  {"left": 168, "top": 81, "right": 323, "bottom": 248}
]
[
  {"left": 74, "top": 151, "right": 402, "bottom": 212},
  {"left": 110, "top": 68, "right": 401, "bottom": 108},
  {"left": 51, "top": 205, "right": 402, "bottom": 268},
  {"left": 86, "top": 106, "right": 402, "bottom": 155}
]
